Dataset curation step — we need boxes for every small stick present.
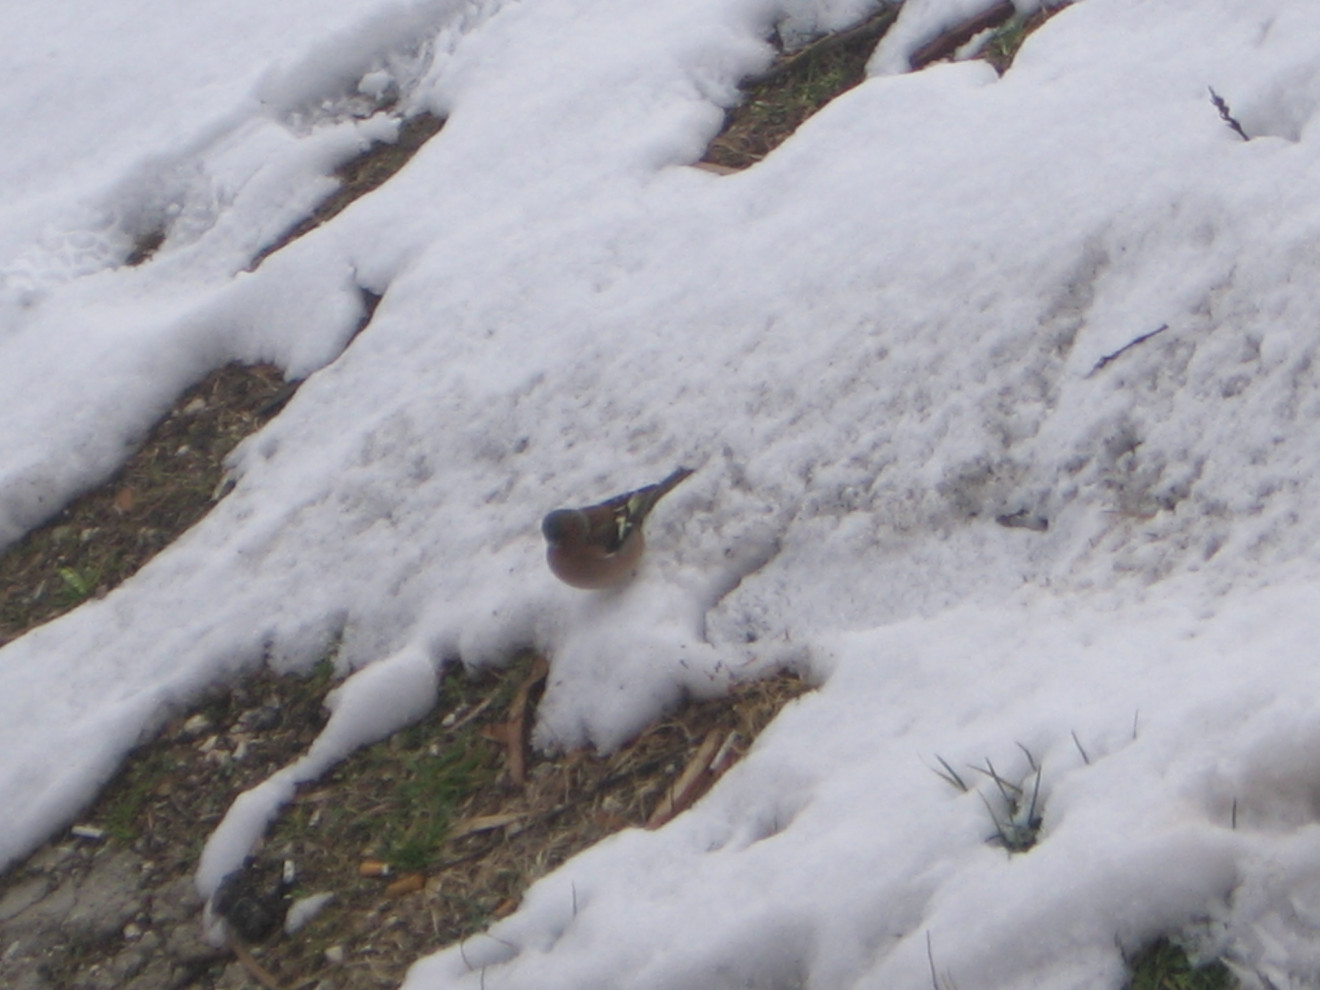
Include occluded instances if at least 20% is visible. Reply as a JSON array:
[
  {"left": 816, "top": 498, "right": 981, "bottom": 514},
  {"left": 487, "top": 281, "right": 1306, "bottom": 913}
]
[
  {"left": 1071, "top": 730, "right": 1091, "bottom": 765},
  {"left": 1088, "top": 324, "right": 1169, "bottom": 376},
  {"left": 227, "top": 934, "right": 286, "bottom": 990},
  {"left": 647, "top": 730, "right": 724, "bottom": 828},
  {"left": 1208, "top": 88, "right": 1249, "bottom": 141},
  {"left": 745, "top": 7, "right": 900, "bottom": 87},
  {"left": 910, "top": 0, "right": 1015, "bottom": 70},
  {"left": 505, "top": 656, "right": 548, "bottom": 786}
]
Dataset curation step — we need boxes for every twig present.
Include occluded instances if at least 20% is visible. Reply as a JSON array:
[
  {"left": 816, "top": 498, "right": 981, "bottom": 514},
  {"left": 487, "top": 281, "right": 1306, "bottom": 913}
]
[
  {"left": 747, "top": 7, "right": 900, "bottom": 87},
  {"left": 1087, "top": 324, "right": 1169, "bottom": 376},
  {"left": 448, "top": 812, "right": 526, "bottom": 840},
  {"left": 504, "top": 657, "right": 547, "bottom": 786},
  {"left": 227, "top": 934, "right": 286, "bottom": 990},
  {"left": 1070, "top": 730, "right": 1090, "bottom": 765},
  {"left": 443, "top": 693, "right": 496, "bottom": 734},
  {"left": 647, "top": 729, "right": 725, "bottom": 828},
  {"left": 910, "top": 0, "right": 1015, "bottom": 70},
  {"left": 430, "top": 751, "right": 684, "bottom": 874},
  {"left": 1208, "top": 87, "right": 1249, "bottom": 141}
]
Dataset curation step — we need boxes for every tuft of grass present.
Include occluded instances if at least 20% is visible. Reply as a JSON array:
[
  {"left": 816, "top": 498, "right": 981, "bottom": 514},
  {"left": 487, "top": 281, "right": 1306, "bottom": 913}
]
[
  {"left": 359, "top": 724, "right": 496, "bottom": 874},
  {"left": 976, "top": 752, "right": 1043, "bottom": 853},
  {"left": 1128, "top": 937, "right": 1234, "bottom": 990},
  {"left": 934, "top": 744, "right": 1044, "bottom": 853},
  {"left": 978, "top": 5, "right": 1070, "bottom": 74}
]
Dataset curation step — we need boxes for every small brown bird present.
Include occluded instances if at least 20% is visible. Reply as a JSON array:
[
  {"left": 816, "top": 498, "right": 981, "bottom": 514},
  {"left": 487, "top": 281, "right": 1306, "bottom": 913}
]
[{"left": 542, "top": 467, "right": 694, "bottom": 589}]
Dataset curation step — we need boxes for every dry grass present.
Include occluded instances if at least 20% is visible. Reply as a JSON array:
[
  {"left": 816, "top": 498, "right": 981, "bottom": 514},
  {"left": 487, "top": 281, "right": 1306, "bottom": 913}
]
[
  {"left": 701, "top": 1, "right": 1068, "bottom": 171},
  {"left": 703, "top": 8, "right": 897, "bottom": 170},
  {"left": 59, "top": 653, "right": 811, "bottom": 989},
  {"left": 246, "top": 656, "right": 811, "bottom": 988}
]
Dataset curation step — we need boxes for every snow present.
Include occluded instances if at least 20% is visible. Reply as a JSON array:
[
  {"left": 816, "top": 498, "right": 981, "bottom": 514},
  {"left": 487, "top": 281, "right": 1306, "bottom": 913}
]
[{"left": 4, "top": 0, "right": 1320, "bottom": 985}]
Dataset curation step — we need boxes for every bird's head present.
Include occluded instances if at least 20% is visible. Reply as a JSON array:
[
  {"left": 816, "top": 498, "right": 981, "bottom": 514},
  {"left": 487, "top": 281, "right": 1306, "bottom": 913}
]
[{"left": 541, "top": 508, "right": 587, "bottom": 546}]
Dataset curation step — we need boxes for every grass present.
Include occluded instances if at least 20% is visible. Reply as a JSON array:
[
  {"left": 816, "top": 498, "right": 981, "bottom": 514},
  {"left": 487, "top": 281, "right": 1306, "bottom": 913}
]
[
  {"left": 933, "top": 744, "right": 1237, "bottom": 988},
  {"left": 83, "top": 662, "right": 336, "bottom": 865},
  {"left": 1128, "top": 938, "right": 1234, "bottom": 990},
  {"left": 263, "top": 650, "right": 810, "bottom": 929},
  {"left": 933, "top": 746, "right": 1044, "bottom": 853},
  {"left": 37, "top": 651, "right": 811, "bottom": 989},
  {"left": 701, "top": 2, "right": 1064, "bottom": 172},
  {"left": 0, "top": 362, "right": 294, "bottom": 647},
  {"left": 100, "top": 748, "right": 180, "bottom": 843},
  {"left": 703, "top": 9, "right": 897, "bottom": 170},
  {"left": 979, "top": 5, "right": 1070, "bottom": 74}
]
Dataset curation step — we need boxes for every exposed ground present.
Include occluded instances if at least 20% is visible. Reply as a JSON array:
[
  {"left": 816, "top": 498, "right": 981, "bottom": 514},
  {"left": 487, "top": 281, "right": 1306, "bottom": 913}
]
[{"left": 0, "top": 10, "right": 1231, "bottom": 990}]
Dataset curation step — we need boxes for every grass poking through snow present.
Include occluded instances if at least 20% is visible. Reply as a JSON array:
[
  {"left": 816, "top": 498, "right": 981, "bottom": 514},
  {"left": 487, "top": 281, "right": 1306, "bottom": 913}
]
[
  {"left": 702, "top": 8, "right": 897, "bottom": 170},
  {"left": 1128, "top": 937, "right": 1234, "bottom": 990}
]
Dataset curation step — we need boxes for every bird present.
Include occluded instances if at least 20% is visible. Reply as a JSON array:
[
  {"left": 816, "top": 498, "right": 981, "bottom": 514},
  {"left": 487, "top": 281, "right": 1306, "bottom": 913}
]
[{"left": 542, "top": 467, "right": 694, "bottom": 589}]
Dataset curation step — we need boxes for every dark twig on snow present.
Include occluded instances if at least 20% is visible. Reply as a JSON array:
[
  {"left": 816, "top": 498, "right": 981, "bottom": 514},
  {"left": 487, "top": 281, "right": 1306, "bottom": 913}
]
[
  {"left": 1071, "top": 729, "right": 1091, "bottom": 765},
  {"left": 1088, "top": 324, "right": 1169, "bottom": 377},
  {"left": 1208, "top": 87, "right": 1250, "bottom": 141}
]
